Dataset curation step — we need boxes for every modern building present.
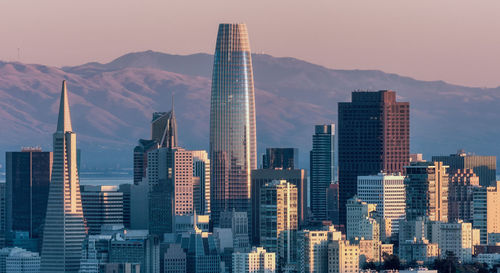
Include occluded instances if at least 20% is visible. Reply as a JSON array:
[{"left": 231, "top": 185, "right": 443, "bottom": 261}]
[
  {"left": 357, "top": 173, "right": 406, "bottom": 236},
  {"left": 338, "top": 90, "right": 409, "bottom": 226},
  {"left": 133, "top": 139, "right": 158, "bottom": 185},
  {"left": 404, "top": 161, "right": 449, "bottom": 222},
  {"left": 447, "top": 169, "right": 479, "bottom": 222},
  {"left": 259, "top": 180, "right": 297, "bottom": 270},
  {"left": 192, "top": 150, "right": 210, "bottom": 215},
  {"left": 118, "top": 184, "right": 132, "bottom": 228},
  {"left": 174, "top": 214, "right": 210, "bottom": 234},
  {"left": 262, "top": 148, "right": 298, "bottom": 170},
  {"left": 326, "top": 183, "right": 340, "bottom": 226},
  {"left": 5, "top": 148, "right": 52, "bottom": 239},
  {"left": 250, "top": 169, "right": 307, "bottom": 245},
  {"left": 209, "top": 23, "right": 257, "bottom": 227},
  {"left": 474, "top": 181, "right": 500, "bottom": 244},
  {"left": 297, "top": 226, "right": 342, "bottom": 273},
  {"left": 99, "top": 263, "right": 140, "bottom": 273},
  {"left": 79, "top": 235, "right": 113, "bottom": 273},
  {"left": 345, "top": 196, "right": 377, "bottom": 240},
  {"left": 310, "top": 124, "right": 335, "bottom": 221},
  {"left": 183, "top": 228, "right": 222, "bottom": 273},
  {"left": 147, "top": 147, "right": 193, "bottom": 236},
  {"left": 0, "top": 247, "right": 40, "bottom": 273},
  {"left": 328, "top": 239, "right": 359, "bottom": 273},
  {"left": 109, "top": 230, "right": 160, "bottom": 273},
  {"left": 163, "top": 244, "right": 186, "bottom": 273},
  {"left": 438, "top": 221, "right": 473, "bottom": 263},
  {"left": 40, "top": 81, "right": 86, "bottom": 273},
  {"left": 432, "top": 150, "right": 496, "bottom": 187},
  {"left": 80, "top": 185, "right": 124, "bottom": 235},
  {"left": 232, "top": 247, "right": 276, "bottom": 273},
  {"left": 0, "top": 183, "right": 5, "bottom": 247}
]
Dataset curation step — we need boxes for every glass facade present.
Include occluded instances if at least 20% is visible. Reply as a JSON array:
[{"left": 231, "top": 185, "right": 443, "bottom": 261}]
[{"left": 209, "top": 24, "right": 257, "bottom": 226}]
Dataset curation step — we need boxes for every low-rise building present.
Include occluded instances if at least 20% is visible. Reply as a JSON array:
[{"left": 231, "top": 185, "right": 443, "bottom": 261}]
[{"left": 232, "top": 247, "right": 275, "bottom": 273}]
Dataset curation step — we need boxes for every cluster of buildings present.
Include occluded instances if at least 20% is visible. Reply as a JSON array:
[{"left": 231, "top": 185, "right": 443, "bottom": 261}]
[{"left": 0, "top": 22, "right": 499, "bottom": 273}]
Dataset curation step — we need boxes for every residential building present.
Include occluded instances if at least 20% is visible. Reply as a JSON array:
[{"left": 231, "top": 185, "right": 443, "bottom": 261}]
[
  {"left": 310, "top": 124, "right": 335, "bottom": 221},
  {"left": 448, "top": 169, "right": 479, "bottom": 222},
  {"left": 209, "top": 23, "right": 257, "bottom": 227},
  {"left": 338, "top": 90, "right": 409, "bottom": 225},
  {"left": 357, "top": 173, "right": 406, "bottom": 236},
  {"left": 297, "top": 226, "right": 342, "bottom": 273},
  {"left": 40, "top": 81, "right": 86, "bottom": 273},
  {"left": 433, "top": 150, "right": 496, "bottom": 187},
  {"left": 438, "top": 221, "right": 473, "bottom": 263},
  {"left": 232, "top": 247, "right": 275, "bottom": 273},
  {"left": 345, "top": 196, "right": 377, "bottom": 240},
  {"left": 328, "top": 240, "right": 359, "bottom": 273},
  {"left": 80, "top": 185, "right": 124, "bottom": 235},
  {"left": 262, "top": 148, "right": 298, "bottom": 170},
  {"left": 404, "top": 161, "right": 449, "bottom": 222},
  {"left": 399, "top": 238, "right": 439, "bottom": 264},
  {"left": 259, "top": 180, "right": 297, "bottom": 270},
  {"left": 5, "top": 148, "right": 52, "bottom": 239},
  {"left": 250, "top": 169, "right": 307, "bottom": 245}
]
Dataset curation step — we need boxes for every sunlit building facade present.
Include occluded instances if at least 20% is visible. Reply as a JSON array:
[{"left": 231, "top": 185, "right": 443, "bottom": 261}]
[{"left": 209, "top": 23, "right": 257, "bottom": 226}]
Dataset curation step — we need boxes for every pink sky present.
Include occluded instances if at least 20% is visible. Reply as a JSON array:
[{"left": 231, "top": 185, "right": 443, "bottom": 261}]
[{"left": 1, "top": 0, "right": 500, "bottom": 87}]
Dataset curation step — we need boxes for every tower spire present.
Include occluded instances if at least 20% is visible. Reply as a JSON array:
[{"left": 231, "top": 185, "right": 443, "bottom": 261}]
[{"left": 56, "top": 80, "right": 73, "bottom": 132}]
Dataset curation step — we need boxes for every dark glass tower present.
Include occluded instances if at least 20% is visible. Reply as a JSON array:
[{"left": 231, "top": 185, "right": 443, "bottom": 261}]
[
  {"left": 338, "top": 90, "right": 409, "bottom": 225},
  {"left": 309, "top": 124, "right": 335, "bottom": 221},
  {"left": 262, "top": 148, "right": 298, "bottom": 170},
  {"left": 6, "top": 148, "right": 52, "bottom": 239},
  {"left": 209, "top": 23, "right": 257, "bottom": 227}
]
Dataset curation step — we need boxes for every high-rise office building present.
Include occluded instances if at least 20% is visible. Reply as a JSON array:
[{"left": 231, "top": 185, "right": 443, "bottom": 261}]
[
  {"left": 0, "top": 183, "right": 5, "bottom": 247},
  {"left": 5, "top": 148, "right": 52, "bottom": 239},
  {"left": 80, "top": 185, "right": 124, "bottom": 235},
  {"left": 133, "top": 106, "right": 177, "bottom": 185},
  {"left": 260, "top": 180, "right": 297, "bottom": 270},
  {"left": 262, "top": 148, "right": 298, "bottom": 170},
  {"left": 338, "top": 90, "right": 409, "bottom": 225},
  {"left": 404, "top": 161, "right": 449, "bottom": 222},
  {"left": 209, "top": 23, "right": 257, "bottom": 227},
  {"left": 148, "top": 147, "right": 193, "bottom": 236},
  {"left": 109, "top": 231, "right": 160, "bottom": 273},
  {"left": 40, "top": 81, "right": 86, "bottom": 273},
  {"left": 310, "top": 124, "right": 335, "bottom": 222},
  {"left": 163, "top": 244, "right": 186, "bottom": 273},
  {"left": 473, "top": 181, "right": 500, "bottom": 244},
  {"left": 448, "top": 169, "right": 479, "bottom": 223},
  {"left": 250, "top": 169, "right": 307, "bottom": 245},
  {"left": 220, "top": 210, "right": 250, "bottom": 251},
  {"left": 326, "top": 183, "right": 340, "bottom": 226},
  {"left": 232, "top": 247, "right": 276, "bottom": 273},
  {"left": 0, "top": 247, "right": 41, "bottom": 273},
  {"left": 433, "top": 150, "right": 496, "bottom": 187},
  {"left": 133, "top": 139, "right": 158, "bottom": 185},
  {"left": 357, "top": 173, "right": 406, "bottom": 236},
  {"left": 192, "top": 150, "right": 210, "bottom": 215}
]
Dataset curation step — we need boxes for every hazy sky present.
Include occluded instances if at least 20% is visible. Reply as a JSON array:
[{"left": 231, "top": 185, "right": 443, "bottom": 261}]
[{"left": 1, "top": 0, "right": 500, "bottom": 87}]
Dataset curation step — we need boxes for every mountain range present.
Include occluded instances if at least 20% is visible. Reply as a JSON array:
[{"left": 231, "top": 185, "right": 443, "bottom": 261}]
[{"left": 0, "top": 50, "right": 499, "bottom": 170}]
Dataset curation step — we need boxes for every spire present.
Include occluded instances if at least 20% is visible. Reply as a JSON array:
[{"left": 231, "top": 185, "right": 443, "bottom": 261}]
[{"left": 56, "top": 80, "right": 73, "bottom": 132}]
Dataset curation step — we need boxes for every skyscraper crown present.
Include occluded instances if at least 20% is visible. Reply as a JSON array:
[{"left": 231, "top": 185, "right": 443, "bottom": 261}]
[{"left": 56, "top": 80, "right": 73, "bottom": 133}]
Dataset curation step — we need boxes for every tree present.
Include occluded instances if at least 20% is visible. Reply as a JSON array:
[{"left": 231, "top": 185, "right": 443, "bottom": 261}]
[{"left": 382, "top": 253, "right": 401, "bottom": 270}]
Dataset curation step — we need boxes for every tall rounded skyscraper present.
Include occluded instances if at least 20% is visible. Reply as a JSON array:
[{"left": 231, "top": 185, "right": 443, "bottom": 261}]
[{"left": 210, "top": 23, "right": 257, "bottom": 227}]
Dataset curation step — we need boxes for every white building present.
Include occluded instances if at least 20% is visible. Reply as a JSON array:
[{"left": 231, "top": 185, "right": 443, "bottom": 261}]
[
  {"left": 192, "top": 150, "right": 211, "bottom": 215},
  {"left": 437, "top": 221, "right": 473, "bottom": 263},
  {"left": 357, "top": 173, "right": 406, "bottom": 236},
  {"left": 0, "top": 247, "right": 40, "bottom": 273},
  {"left": 346, "top": 196, "right": 377, "bottom": 240},
  {"left": 297, "top": 226, "right": 342, "bottom": 273},
  {"left": 232, "top": 247, "right": 275, "bottom": 273},
  {"left": 327, "top": 240, "right": 359, "bottom": 273}
]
